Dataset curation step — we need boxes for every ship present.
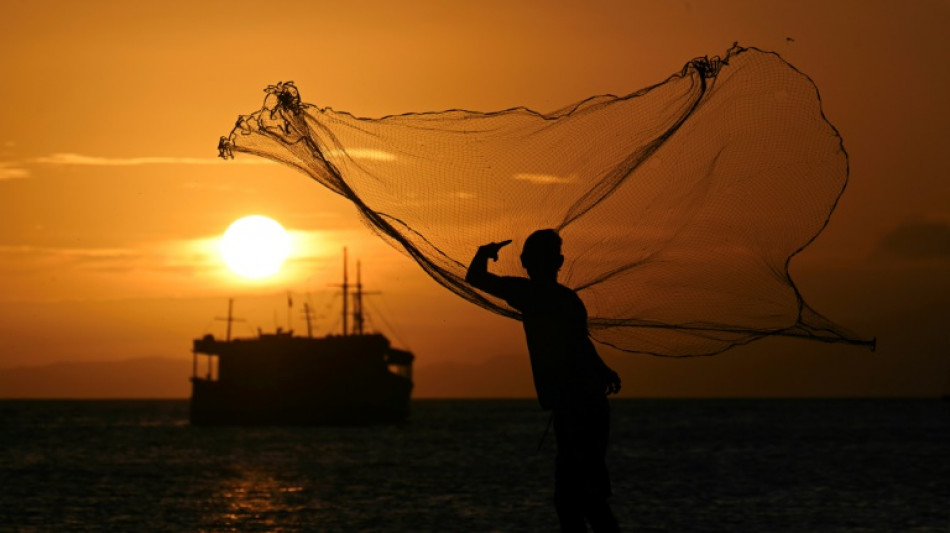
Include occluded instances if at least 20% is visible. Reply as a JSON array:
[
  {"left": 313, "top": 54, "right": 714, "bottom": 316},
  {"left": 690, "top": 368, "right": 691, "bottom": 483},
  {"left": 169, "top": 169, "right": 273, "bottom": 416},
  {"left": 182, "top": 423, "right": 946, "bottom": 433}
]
[{"left": 189, "top": 249, "right": 414, "bottom": 425}]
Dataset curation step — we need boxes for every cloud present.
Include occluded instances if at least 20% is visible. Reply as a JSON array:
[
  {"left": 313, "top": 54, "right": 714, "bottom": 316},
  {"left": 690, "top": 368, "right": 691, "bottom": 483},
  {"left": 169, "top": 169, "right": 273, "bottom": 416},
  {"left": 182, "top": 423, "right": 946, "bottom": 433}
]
[
  {"left": 512, "top": 172, "right": 574, "bottom": 185},
  {"left": 874, "top": 219, "right": 950, "bottom": 260},
  {"left": 34, "top": 153, "right": 274, "bottom": 166},
  {"left": 30, "top": 149, "right": 397, "bottom": 170},
  {"left": 181, "top": 182, "right": 257, "bottom": 194},
  {"left": 0, "top": 243, "right": 219, "bottom": 276},
  {"left": 0, "top": 162, "right": 29, "bottom": 180},
  {"left": 0, "top": 245, "right": 142, "bottom": 262},
  {"left": 324, "top": 148, "right": 396, "bottom": 161}
]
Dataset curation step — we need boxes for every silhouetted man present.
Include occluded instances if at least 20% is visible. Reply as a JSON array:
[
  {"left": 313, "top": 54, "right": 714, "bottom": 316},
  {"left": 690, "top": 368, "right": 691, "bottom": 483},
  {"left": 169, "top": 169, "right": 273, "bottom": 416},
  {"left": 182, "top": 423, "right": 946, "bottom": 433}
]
[{"left": 467, "top": 229, "right": 621, "bottom": 533}]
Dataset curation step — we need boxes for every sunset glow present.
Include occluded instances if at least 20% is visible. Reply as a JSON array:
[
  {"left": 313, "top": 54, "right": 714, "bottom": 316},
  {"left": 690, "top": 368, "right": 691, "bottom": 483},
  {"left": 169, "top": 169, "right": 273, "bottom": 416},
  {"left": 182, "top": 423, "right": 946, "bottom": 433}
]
[
  {"left": 0, "top": 0, "right": 946, "bottom": 401},
  {"left": 219, "top": 215, "right": 291, "bottom": 279}
]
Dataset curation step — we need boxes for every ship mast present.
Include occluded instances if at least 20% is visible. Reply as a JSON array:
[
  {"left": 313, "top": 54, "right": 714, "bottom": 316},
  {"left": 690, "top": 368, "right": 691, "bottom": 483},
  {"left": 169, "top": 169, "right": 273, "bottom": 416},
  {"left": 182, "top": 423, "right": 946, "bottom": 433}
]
[
  {"left": 215, "top": 298, "right": 244, "bottom": 341},
  {"left": 336, "top": 250, "right": 375, "bottom": 336},
  {"left": 341, "top": 247, "right": 349, "bottom": 337},
  {"left": 352, "top": 260, "right": 379, "bottom": 335},
  {"left": 302, "top": 302, "right": 314, "bottom": 338},
  {"left": 354, "top": 260, "right": 363, "bottom": 335},
  {"left": 286, "top": 292, "right": 293, "bottom": 333}
]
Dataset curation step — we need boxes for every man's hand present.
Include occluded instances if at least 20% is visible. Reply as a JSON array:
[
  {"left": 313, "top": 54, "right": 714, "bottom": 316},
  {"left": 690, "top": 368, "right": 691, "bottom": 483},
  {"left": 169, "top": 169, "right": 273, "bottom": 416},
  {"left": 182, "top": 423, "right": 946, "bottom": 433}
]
[
  {"left": 466, "top": 240, "right": 511, "bottom": 289},
  {"left": 603, "top": 368, "right": 621, "bottom": 396},
  {"left": 477, "top": 240, "right": 512, "bottom": 261}
]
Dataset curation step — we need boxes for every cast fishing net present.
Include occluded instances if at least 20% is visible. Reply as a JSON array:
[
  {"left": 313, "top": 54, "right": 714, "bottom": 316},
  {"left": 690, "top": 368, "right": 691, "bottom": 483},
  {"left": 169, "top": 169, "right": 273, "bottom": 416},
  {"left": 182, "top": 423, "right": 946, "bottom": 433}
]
[{"left": 219, "top": 45, "right": 874, "bottom": 356}]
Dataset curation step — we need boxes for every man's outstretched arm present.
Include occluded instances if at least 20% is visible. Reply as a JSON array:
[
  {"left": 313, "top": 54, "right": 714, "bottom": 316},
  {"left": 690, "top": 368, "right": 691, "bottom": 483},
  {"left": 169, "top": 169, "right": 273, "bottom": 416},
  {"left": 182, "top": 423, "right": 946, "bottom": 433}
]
[{"left": 466, "top": 240, "right": 512, "bottom": 296}]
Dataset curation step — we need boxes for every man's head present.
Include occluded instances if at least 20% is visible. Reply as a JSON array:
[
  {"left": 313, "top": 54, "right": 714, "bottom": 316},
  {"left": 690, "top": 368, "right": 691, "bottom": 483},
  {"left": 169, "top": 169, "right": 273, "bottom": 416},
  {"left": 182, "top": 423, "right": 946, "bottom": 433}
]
[{"left": 521, "top": 229, "right": 564, "bottom": 281}]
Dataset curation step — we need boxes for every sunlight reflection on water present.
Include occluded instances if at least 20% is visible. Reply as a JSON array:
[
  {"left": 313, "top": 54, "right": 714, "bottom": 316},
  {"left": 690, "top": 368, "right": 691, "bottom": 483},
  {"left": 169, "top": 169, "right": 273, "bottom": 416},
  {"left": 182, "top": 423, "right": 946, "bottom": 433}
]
[{"left": 1, "top": 399, "right": 947, "bottom": 532}]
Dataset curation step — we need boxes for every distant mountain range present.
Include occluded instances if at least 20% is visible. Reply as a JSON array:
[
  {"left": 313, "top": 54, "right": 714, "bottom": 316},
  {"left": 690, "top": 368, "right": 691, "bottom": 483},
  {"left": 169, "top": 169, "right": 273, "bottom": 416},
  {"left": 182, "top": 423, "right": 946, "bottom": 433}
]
[
  {"left": 413, "top": 355, "right": 535, "bottom": 399},
  {"left": 0, "top": 357, "right": 193, "bottom": 399},
  {"left": 0, "top": 355, "right": 536, "bottom": 399}
]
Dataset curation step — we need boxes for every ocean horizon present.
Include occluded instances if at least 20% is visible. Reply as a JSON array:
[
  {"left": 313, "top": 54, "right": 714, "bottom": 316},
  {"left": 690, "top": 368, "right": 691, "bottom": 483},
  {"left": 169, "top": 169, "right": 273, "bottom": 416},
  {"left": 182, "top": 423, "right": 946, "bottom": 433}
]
[{"left": 2, "top": 398, "right": 947, "bottom": 532}]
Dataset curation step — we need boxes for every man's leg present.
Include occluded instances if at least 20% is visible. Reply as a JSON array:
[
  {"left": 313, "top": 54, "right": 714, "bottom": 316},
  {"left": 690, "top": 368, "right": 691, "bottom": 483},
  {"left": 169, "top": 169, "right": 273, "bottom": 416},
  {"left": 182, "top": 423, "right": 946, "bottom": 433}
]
[
  {"left": 554, "top": 409, "right": 587, "bottom": 532},
  {"left": 582, "top": 399, "right": 619, "bottom": 533},
  {"left": 554, "top": 489, "right": 587, "bottom": 532},
  {"left": 584, "top": 497, "right": 619, "bottom": 533}
]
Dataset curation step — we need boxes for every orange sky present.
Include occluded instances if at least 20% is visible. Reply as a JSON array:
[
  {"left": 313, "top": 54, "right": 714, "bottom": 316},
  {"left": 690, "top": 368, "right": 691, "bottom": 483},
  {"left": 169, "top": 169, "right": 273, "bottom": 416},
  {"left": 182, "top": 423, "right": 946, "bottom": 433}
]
[{"left": 1, "top": 0, "right": 948, "bottom": 397}]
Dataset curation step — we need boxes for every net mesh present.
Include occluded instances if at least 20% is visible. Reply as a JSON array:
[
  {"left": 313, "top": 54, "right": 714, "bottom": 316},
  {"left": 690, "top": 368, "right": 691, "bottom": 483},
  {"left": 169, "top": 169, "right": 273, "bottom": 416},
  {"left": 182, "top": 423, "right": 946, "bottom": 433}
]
[{"left": 219, "top": 45, "right": 874, "bottom": 356}]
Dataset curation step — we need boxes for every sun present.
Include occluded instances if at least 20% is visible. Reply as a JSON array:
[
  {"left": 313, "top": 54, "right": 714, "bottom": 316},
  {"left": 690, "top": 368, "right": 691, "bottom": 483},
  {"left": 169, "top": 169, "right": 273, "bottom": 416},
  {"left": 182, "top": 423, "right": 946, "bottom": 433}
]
[{"left": 219, "top": 215, "right": 291, "bottom": 279}]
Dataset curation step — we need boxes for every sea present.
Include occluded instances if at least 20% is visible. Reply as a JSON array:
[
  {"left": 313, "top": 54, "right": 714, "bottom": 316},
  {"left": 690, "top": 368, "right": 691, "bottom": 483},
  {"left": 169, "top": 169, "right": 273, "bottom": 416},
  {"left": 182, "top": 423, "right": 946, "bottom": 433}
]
[{"left": 1, "top": 399, "right": 946, "bottom": 533}]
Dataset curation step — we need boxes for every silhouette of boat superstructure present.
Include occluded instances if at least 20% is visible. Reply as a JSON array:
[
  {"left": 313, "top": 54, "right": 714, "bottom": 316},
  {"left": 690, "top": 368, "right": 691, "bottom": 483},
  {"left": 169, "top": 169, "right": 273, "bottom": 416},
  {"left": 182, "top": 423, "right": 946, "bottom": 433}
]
[{"left": 190, "top": 249, "right": 414, "bottom": 425}]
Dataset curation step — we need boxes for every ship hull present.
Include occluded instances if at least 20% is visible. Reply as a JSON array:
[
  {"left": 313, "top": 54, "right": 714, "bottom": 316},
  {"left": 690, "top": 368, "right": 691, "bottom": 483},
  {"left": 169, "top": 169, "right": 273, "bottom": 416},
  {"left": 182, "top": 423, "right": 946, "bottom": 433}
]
[
  {"left": 190, "top": 375, "right": 412, "bottom": 426},
  {"left": 189, "top": 332, "right": 414, "bottom": 426}
]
